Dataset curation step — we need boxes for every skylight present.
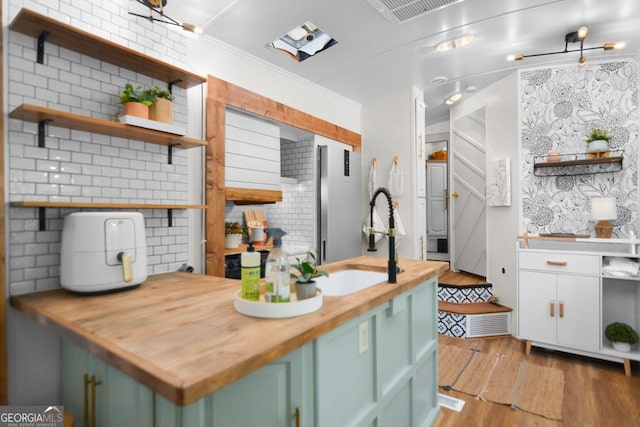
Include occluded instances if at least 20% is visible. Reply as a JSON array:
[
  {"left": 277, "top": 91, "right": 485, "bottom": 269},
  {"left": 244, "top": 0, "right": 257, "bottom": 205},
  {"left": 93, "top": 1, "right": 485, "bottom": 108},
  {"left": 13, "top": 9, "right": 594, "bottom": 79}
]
[{"left": 268, "top": 21, "right": 338, "bottom": 62}]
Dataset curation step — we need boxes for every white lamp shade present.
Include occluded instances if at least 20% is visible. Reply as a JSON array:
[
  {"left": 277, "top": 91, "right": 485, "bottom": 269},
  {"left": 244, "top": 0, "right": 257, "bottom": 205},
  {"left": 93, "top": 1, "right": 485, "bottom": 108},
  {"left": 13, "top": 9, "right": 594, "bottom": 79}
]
[{"left": 591, "top": 198, "right": 616, "bottom": 220}]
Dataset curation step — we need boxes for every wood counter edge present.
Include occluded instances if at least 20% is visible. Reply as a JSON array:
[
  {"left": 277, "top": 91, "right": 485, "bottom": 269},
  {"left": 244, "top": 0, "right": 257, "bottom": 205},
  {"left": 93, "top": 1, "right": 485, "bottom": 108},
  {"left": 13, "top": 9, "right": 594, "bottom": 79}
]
[{"left": 10, "top": 258, "right": 449, "bottom": 406}]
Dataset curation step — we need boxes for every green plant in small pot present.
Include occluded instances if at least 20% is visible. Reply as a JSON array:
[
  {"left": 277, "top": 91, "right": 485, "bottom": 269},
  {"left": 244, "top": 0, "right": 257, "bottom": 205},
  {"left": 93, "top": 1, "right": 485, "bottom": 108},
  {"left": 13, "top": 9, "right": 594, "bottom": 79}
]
[
  {"left": 290, "top": 251, "right": 328, "bottom": 300},
  {"left": 605, "top": 322, "right": 639, "bottom": 352},
  {"left": 585, "top": 128, "right": 612, "bottom": 158},
  {"left": 142, "top": 86, "right": 175, "bottom": 124},
  {"left": 225, "top": 221, "right": 243, "bottom": 249},
  {"left": 119, "top": 83, "right": 153, "bottom": 119}
]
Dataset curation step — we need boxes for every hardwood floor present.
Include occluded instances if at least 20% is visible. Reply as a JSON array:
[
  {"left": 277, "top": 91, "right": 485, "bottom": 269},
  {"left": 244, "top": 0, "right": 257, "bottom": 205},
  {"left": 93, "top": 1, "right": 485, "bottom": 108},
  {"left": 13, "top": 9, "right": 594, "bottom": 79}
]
[
  {"left": 435, "top": 335, "right": 640, "bottom": 427},
  {"left": 438, "top": 269, "right": 487, "bottom": 285}
]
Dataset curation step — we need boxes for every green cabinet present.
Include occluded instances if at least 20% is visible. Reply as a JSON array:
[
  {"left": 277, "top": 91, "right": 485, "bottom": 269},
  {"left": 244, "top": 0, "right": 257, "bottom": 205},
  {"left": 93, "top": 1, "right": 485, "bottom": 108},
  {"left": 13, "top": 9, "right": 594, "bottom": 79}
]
[
  {"left": 62, "top": 277, "right": 438, "bottom": 427},
  {"left": 62, "top": 340, "right": 154, "bottom": 427}
]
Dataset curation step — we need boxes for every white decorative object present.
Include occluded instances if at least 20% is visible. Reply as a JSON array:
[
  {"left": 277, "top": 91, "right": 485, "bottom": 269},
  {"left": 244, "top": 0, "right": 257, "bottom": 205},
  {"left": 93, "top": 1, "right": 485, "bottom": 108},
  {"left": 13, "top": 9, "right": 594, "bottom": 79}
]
[
  {"left": 225, "top": 234, "right": 242, "bottom": 249},
  {"left": 612, "top": 341, "right": 631, "bottom": 352},
  {"left": 587, "top": 139, "right": 609, "bottom": 153},
  {"left": 591, "top": 198, "right": 616, "bottom": 238},
  {"left": 234, "top": 289, "right": 323, "bottom": 318},
  {"left": 487, "top": 158, "right": 511, "bottom": 206}
]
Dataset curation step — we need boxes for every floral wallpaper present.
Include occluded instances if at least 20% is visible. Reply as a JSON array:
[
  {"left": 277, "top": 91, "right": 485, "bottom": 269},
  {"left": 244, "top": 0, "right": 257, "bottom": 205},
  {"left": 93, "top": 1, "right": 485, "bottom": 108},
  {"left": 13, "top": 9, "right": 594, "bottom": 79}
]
[{"left": 520, "top": 60, "right": 639, "bottom": 237}]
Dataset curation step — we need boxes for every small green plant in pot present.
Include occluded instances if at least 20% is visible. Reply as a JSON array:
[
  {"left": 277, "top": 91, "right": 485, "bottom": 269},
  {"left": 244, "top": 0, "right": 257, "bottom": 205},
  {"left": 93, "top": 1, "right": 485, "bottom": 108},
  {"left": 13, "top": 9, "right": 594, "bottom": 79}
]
[
  {"left": 605, "top": 322, "right": 639, "bottom": 352},
  {"left": 290, "top": 251, "right": 328, "bottom": 300},
  {"left": 225, "top": 221, "right": 243, "bottom": 249},
  {"left": 142, "top": 86, "right": 175, "bottom": 124},
  {"left": 119, "top": 83, "right": 153, "bottom": 119},
  {"left": 585, "top": 128, "right": 611, "bottom": 157}
]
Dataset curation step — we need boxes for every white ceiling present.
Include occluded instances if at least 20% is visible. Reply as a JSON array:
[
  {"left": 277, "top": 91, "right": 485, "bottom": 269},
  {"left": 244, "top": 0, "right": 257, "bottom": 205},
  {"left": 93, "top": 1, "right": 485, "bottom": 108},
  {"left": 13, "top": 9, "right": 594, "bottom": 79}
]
[{"left": 134, "top": 0, "right": 640, "bottom": 124}]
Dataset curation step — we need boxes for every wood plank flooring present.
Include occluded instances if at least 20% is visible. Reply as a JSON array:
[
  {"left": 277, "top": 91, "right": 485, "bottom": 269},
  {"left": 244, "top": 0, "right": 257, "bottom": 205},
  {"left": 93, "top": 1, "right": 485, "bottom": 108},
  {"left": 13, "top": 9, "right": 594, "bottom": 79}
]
[
  {"left": 435, "top": 335, "right": 640, "bottom": 427},
  {"left": 439, "top": 269, "right": 487, "bottom": 285}
]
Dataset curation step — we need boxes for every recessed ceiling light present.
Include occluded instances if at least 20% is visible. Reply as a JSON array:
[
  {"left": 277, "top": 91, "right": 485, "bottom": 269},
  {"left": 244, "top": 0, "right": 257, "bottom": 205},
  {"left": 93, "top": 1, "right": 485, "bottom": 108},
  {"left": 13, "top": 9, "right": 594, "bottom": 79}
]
[
  {"left": 445, "top": 93, "right": 462, "bottom": 105},
  {"left": 436, "top": 34, "right": 474, "bottom": 52},
  {"left": 268, "top": 21, "right": 338, "bottom": 62},
  {"left": 465, "top": 85, "right": 477, "bottom": 93},
  {"left": 430, "top": 76, "right": 448, "bottom": 85}
]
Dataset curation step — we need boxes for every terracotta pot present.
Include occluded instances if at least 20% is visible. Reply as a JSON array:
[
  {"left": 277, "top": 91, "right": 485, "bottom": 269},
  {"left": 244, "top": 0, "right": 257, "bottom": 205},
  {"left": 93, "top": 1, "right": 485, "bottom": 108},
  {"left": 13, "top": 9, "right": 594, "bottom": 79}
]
[
  {"left": 546, "top": 150, "right": 562, "bottom": 163},
  {"left": 149, "top": 98, "right": 173, "bottom": 124},
  {"left": 124, "top": 101, "right": 149, "bottom": 119}
]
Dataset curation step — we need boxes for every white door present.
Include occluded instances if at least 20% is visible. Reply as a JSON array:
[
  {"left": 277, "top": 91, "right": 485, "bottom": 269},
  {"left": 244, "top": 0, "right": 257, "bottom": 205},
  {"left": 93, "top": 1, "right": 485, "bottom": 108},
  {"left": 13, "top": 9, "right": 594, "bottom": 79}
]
[
  {"left": 426, "top": 162, "right": 447, "bottom": 236},
  {"left": 449, "top": 107, "right": 487, "bottom": 277}
]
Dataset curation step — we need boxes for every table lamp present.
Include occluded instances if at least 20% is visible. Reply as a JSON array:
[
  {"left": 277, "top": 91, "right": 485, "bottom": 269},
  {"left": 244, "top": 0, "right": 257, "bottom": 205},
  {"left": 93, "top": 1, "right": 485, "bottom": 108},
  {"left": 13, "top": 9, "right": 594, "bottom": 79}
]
[{"left": 591, "top": 198, "right": 616, "bottom": 238}]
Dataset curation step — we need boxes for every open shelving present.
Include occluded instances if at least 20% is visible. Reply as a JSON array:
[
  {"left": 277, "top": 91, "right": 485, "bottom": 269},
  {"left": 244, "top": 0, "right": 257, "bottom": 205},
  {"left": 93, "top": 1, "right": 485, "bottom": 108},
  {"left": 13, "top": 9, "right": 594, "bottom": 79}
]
[{"left": 533, "top": 151, "right": 623, "bottom": 176}]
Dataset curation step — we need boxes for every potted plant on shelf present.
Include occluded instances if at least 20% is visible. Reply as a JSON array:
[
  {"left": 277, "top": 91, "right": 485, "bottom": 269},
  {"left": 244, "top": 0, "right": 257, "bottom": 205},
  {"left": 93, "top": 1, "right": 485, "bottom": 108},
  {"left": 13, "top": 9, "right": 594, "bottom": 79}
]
[
  {"left": 290, "top": 251, "right": 328, "bottom": 300},
  {"left": 142, "top": 86, "right": 175, "bottom": 124},
  {"left": 605, "top": 322, "right": 639, "bottom": 352},
  {"left": 225, "top": 221, "right": 243, "bottom": 249},
  {"left": 585, "top": 128, "right": 611, "bottom": 159},
  {"left": 119, "top": 83, "right": 153, "bottom": 119}
]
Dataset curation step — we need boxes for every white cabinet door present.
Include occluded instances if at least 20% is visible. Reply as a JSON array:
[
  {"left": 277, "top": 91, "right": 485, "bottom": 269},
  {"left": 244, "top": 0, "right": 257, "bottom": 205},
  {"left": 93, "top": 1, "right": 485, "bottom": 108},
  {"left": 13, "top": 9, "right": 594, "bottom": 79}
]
[
  {"left": 426, "top": 162, "right": 447, "bottom": 236},
  {"left": 518, "top": 270, "right": 557, "bottom": 344},
  {"left": 557, "top": 274, "right": 599, "bottom": 351}
]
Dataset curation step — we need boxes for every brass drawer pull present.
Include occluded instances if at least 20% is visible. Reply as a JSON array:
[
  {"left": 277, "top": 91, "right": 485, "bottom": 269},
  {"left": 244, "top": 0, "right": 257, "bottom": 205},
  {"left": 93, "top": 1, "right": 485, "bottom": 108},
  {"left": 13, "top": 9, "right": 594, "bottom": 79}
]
[
  {"left": 559, "top": 301, "right": 564, "bottom": 318},
  {"left": 550, "top": 300, "right": 555, "bottom": 317},
  {"left": 546, "top": 260, "right": 567, "bottom": 266}
]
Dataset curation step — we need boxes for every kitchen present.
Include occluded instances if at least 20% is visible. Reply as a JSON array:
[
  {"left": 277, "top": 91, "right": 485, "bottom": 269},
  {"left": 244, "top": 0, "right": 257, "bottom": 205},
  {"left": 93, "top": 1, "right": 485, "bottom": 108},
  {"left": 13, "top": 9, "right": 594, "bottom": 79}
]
[{"left": 3, "top": 0, "right": 640, "bottom": 426}]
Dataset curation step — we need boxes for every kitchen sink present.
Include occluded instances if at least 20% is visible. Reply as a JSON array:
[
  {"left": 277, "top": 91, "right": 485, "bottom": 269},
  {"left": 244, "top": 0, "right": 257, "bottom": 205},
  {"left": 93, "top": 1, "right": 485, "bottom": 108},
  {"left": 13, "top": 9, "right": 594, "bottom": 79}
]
[{"left": 315, "top": 269, "right": 388, "bottom": 296}]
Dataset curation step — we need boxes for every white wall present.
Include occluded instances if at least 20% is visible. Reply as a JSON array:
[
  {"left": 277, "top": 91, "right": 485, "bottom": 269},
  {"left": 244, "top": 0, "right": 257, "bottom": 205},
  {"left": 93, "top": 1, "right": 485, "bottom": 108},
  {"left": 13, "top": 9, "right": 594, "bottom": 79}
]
[
  {"left": 451, "top": 72, "right": 519, "bottom": 327},
  {"left": 361, "top": 86, "right": 420, "bottom": 260}
]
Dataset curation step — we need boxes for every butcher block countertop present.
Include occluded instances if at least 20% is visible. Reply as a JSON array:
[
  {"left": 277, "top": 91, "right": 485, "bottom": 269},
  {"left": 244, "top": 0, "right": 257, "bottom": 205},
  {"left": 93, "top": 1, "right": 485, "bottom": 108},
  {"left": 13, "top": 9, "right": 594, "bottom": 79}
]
[{"left": 11, "top": 256, "right": 447, "bottom": 406}]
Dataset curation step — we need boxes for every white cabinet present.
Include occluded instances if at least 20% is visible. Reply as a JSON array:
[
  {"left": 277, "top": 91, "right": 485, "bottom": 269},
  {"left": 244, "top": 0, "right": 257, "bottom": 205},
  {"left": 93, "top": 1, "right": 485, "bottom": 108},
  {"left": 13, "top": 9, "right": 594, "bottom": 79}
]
[
  {"left": 63, "top": 341, "right": 154, "bottom": 427},
  {"left": 517, "top": 245, "right": 640, "bottom": 375}
]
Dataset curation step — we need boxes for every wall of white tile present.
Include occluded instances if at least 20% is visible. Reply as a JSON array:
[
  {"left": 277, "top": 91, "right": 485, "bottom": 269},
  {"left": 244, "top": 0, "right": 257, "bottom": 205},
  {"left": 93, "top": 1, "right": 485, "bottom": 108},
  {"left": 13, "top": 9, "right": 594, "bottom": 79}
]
[
  {"left": 225, "top": 137, "right": 316, "bottom": 254},
  {"left": 7, "top": 0, "right": 197, "bottom": 294}
]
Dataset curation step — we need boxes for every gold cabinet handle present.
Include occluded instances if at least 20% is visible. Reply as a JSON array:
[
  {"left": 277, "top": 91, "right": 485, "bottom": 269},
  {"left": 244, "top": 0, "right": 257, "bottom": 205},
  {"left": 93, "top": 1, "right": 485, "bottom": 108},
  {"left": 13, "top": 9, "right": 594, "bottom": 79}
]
[
  {"left": 418, "top": 134, "right": 423, "bottom": 159},
  {"left": 84, "top": 374, "right": 90, "bottom": 427},
  {"left": 445, "top": 192, "right": 459, "bottom": 199},
  {"left": 550, "top": 300, "right": 555, "bottom": 317},
  {"left": 559, "top": 301, "right": 564, "bottom": 318},
  {"left": 547, "top": 260, "right": 567, "bottom": 266},
  {"left": 419, "top": 235, "right": 425, "bottom": 260},
  {"left": 90, "top": 375, "right": 102, "bottom": 427},
  {"left": 295, "top": 407, "right": 301, "bottom": 427}
]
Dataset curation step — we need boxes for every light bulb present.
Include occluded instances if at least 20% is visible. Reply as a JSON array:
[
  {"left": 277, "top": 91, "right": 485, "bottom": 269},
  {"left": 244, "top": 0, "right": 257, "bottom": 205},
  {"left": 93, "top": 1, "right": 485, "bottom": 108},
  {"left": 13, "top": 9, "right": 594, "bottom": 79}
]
[
  {"left": 578, "top": 56, "right": 587, "bottom": 67},
  {"left": 578, "top": 26, "right": 588, "bottom": 40},
  {"left": 506, "top": 53, "right": 524, "bottom": 61}
]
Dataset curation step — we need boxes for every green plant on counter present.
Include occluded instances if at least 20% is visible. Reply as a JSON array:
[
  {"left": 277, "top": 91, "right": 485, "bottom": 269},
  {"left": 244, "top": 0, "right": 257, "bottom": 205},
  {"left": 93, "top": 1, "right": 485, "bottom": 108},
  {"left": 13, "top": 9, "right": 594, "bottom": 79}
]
[
  {"left": 585, "top": 128, "right": 611, "bottom": 143},
  {"left": 142, "top": 86, "right": 175, "bottom": 103},
  {"left": 605, "top": 322, "right": 639, "bottom": 344},
  {"left": 119, "top": 83, "right": 153, "bottom": 106},
  {"left": 290, "top": 250, "right": 329, "bottom": 283},
  {"left": 225, "top": 221, "right": 243, "bottom": 236}
]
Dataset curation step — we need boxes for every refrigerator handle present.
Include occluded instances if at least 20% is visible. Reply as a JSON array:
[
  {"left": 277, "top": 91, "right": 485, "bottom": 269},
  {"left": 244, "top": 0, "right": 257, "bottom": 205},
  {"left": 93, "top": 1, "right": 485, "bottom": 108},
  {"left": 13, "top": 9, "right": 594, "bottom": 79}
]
[{"left": 322, "top": 240, "right": 327, "bottom": 262}]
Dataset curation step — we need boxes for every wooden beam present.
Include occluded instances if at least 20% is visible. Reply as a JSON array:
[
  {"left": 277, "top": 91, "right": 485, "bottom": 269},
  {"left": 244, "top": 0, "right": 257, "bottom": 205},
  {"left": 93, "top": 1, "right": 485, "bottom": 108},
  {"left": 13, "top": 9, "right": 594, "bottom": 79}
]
[{"left": 205, "top": 76, "right": 362, "bottom": 276}]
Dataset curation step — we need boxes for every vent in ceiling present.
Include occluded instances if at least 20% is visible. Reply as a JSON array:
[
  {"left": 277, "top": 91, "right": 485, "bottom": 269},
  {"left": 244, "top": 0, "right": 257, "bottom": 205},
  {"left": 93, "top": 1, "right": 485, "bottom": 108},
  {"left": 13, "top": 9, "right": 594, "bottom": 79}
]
[{"left": 366, "top": 0, "right": 464, "bottom": 23}]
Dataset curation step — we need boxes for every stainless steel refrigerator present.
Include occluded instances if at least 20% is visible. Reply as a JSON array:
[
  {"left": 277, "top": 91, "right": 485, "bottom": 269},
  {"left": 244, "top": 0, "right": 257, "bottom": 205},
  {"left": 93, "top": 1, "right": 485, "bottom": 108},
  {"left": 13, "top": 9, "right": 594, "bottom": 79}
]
[{"left": 317, "top": 145, "right": 362, "bottom": 264}]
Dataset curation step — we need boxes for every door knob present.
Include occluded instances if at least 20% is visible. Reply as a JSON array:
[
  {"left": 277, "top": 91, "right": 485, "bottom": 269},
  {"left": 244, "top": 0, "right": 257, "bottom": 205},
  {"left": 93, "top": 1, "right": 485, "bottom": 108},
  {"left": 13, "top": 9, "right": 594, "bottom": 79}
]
[{"left": 445, "top": 192, "right": 459, "bottom": 199}]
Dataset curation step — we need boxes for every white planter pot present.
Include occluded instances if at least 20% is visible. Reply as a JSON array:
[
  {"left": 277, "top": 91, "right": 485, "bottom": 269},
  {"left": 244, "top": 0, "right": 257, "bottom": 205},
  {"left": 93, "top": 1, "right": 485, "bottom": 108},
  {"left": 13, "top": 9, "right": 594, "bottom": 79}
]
[
  {"left": 612, "top": 341, "right": 631, "bottom": 352},
  {"left": 225, "top": 234, "right": 242, "bottom": 249},
  {"left": 587, "top": 139, "right": 609, "bottom": 153}
]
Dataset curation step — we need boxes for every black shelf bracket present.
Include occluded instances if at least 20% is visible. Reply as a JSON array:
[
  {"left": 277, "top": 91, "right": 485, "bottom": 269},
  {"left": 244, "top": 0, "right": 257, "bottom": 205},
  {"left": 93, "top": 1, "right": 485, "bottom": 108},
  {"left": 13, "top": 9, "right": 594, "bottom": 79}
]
[
  {"left": 38, "top": 120, "right": 50, "bottom": 147},
  {"left": 168, "top": 145, "right": 173, "bottom": 164},
  {"left": 38, "top": 207, "right": 46, "bottom": 231},
  {"left": 167, "top": 209, "right": 173, "bottom": 227},
  {"left": 37, "top": 31, "right": 50, "bottom": 64},
  {"left": 168, "top": 79, "right": 182, "bottom": 95}
]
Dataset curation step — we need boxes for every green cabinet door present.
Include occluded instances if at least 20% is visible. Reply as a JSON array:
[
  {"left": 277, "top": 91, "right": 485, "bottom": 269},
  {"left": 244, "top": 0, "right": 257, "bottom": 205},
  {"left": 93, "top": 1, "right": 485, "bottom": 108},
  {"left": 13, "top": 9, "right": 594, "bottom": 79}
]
[{"left": 62, "top": 340, "right": 154, "bottom": 427}]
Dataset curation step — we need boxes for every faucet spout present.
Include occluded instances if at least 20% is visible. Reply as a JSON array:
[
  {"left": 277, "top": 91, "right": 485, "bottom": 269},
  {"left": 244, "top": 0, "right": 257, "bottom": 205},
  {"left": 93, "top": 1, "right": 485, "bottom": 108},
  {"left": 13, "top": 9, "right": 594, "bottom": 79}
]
[{"left": 368, "top": 187, "right": 397, "bottom": 284}]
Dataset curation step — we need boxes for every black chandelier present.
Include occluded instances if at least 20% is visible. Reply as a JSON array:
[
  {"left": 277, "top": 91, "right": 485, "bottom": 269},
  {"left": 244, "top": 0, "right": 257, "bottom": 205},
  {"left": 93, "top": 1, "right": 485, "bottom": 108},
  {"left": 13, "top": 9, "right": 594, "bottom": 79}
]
[
  {"left": 128, "top": 0, "right": 202, "bottom": 33},
  {"left": 507, "top": 27, "right": 625, "bottom": 66}
]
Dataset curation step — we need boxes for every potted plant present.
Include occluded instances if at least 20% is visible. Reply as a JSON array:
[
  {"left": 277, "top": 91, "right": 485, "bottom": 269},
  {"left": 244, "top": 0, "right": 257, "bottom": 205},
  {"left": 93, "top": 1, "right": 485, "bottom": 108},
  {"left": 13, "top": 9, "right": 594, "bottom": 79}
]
[
  {"left": 585, "top": 128, "right": 611, "bottom": 158},
  {"left": 605, "top": 322, "right": 639, "bottom": 352},
  {"left": 225, "top": 221, "right": 243, "bottom": 249},
  {"left": 119, "top": 83, "right": 153, "bottom": 119},
  {"left": 142, "top": 86, "right": 175, "bottom": 124},
  {"left": 290, "top": 251, "right": 328, "bottom": 300}
]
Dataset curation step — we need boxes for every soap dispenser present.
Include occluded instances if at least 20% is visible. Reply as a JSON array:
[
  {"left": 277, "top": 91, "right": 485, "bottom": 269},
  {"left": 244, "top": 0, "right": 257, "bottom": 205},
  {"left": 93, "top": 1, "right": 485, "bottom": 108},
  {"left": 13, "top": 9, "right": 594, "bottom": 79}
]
[
  {"left": 264, "top": 228, "right": 290, "bottom": 303},
  {"left": 241, "top": 241, "right": 261, "bottom": 301}
]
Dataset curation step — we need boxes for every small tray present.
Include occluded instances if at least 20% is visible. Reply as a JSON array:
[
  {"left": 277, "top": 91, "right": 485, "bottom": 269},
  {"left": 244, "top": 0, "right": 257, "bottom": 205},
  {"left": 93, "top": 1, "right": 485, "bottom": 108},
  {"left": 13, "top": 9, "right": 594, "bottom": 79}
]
[{"left": 234, "top": 289, "right": 323, "bottom": 318}]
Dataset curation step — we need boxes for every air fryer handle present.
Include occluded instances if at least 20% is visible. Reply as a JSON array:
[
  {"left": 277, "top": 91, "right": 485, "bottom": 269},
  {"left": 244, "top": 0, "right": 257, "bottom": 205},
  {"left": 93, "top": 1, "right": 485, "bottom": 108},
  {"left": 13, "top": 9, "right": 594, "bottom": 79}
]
[{"left": 117, "top": 251, "right": 133, "bottom": 283}]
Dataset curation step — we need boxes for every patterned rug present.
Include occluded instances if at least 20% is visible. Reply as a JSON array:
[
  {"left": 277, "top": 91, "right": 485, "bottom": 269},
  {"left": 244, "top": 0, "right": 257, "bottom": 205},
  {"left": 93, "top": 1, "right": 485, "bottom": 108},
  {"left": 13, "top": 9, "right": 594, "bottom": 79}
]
[{"left": 438, "top": 344, "right": 565, "bottom": 420}]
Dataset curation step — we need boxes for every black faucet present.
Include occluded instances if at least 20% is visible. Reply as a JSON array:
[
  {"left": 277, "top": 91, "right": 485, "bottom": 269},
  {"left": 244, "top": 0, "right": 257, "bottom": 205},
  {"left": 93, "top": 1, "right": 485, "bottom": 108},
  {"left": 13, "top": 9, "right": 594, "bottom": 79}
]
[{"left": 367, "top": 187, "right": 397, "bottom": 284}]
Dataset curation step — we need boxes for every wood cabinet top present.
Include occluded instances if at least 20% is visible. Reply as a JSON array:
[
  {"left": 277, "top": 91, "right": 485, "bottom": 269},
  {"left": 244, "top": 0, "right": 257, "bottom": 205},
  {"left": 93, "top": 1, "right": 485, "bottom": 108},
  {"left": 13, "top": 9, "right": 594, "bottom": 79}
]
[
  {"left": 11, "top": 256, "right": 447, "bottom": 406},
  {"left": 10, "top": 8, "right": 205, "bottom": 89}
]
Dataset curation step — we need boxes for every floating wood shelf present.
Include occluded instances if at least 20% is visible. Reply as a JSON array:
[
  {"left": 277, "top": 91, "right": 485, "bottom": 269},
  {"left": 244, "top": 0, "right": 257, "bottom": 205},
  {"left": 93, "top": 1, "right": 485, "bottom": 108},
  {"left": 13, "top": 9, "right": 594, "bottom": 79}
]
[
  {"left": 225, "top": 187, "right": 283, "bottom": 204},
  {"left": 10, "top": 104, "right": 207, "bottom": 149},
  {"left": 533, "top": 153, "right": 623, "bottom": 176},
  {"left": 11, "top": 201, "right": 206, "bottom": 230},
  {"left": 9, "top": 8, "right": 205, "bottom": 89}
]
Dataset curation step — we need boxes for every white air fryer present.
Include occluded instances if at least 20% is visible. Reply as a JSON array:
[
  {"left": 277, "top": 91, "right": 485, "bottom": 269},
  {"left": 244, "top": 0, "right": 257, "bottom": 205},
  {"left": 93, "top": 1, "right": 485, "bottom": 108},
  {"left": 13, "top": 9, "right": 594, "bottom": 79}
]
[{"left": 61, "top": 212, "right": 148, "bottom": 293}]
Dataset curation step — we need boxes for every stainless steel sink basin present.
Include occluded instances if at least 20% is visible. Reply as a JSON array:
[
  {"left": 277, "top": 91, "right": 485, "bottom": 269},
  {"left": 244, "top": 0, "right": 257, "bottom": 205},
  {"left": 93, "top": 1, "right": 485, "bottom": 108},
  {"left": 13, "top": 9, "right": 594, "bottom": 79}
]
[{"left": 315, "top": 269, "right": 388, "bottom": 296}]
